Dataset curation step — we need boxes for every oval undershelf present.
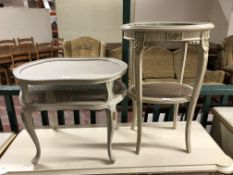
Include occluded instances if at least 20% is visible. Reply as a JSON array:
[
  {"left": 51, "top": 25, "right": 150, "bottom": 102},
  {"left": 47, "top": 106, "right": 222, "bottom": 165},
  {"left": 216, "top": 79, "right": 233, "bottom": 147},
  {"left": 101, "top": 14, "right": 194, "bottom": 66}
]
[{"left": 128, "top": 82, "right": 193, "bottom": 104}]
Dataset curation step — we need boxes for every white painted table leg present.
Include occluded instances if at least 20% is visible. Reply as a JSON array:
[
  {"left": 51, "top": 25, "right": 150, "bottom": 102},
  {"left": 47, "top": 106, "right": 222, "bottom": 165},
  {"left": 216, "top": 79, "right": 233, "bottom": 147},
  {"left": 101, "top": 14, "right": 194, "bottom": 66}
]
[
  {"left": 135, "top": 58, "right": 142, "bottom": 155},
  {"left": 106, "top": 108, "right": 116, "bottom": 163},
  {"left": 185, "top": 37, "right": 209, "bottom": 153},
  {"left": 174, "top": 42, "right": 188, "bottom": 129},
  {"left": 21, "top": 110, "right": 41, "bottom": 165},
  {"left": 134, "top": 36, "right": 144, "bottom": 154},
  {"left": 50, "top": 110, "right": 58, "bottom": 130},
  {"left": 173, "top": 104, "right": 179, "bottom": 129},
  {"left": 130, "top": 100, "right": 137, "bottom": 130},
  {"left": 130, "top": 41, "right": 137, "bottom": 131}
]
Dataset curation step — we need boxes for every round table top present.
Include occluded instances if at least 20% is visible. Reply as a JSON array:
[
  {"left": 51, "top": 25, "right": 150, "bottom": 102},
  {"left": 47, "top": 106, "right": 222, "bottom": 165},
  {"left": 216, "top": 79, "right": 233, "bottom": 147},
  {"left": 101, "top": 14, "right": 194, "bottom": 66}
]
[
  {"left": 121, "top": 21, "right": 214, "bottom": 31},
  {"left": 122, "top": 21, "right": 214, "bottom": 42},
  {"left": 13, "top": 58, "right": 127, "bottom": 84}
]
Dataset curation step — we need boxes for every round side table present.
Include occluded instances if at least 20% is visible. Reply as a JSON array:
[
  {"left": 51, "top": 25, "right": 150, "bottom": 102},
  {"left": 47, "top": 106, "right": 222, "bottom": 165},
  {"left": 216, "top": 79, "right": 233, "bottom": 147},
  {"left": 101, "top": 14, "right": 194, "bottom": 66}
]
[{"left": 122, "top": 22, "right": 214, "bottom": 154}]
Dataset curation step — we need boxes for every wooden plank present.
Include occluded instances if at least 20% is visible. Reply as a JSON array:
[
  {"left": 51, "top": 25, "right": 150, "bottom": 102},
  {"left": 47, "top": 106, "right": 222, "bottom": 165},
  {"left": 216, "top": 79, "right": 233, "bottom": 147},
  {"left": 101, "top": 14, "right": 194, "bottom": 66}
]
[
  {"left": 0, "top": 122, "right": 232, "bottom": 174},
  {"left": 0, "top": 132, "right": 16, "bottom": 157}
]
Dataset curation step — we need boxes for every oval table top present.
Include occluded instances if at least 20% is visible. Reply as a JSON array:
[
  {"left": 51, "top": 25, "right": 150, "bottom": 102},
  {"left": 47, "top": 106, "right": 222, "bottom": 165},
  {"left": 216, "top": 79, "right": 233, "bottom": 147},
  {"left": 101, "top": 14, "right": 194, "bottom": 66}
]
[{"left": 13, "top": 58, "right": 127, "bottom": 84}]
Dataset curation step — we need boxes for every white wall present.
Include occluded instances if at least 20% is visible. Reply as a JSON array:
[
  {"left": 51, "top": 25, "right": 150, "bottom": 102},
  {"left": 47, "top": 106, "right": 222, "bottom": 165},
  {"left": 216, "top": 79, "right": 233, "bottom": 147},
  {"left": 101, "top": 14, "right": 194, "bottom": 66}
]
[
  {"left": 134, "top": 0, "right": 211, "bottom": 22},
  {"left": 134, "top": 0, "right": 233, "bottom": 43},
  {"left": 56, "top": 0, "right": 122, "bottom": 43},
  {"left": 227, "top": 2, "right": 233, "bottom": 37},
  {"left": 228, "top": 12, "right": 233, "bottom": 37},
  {"left": 55, "top": 0, "right": 233, "bottom": 44},
  {"left": 0, "top": 8, "right": 52, "bottom": 43},
  {"left": 209, "top": 0, "right": 233, "bottom": 43}
]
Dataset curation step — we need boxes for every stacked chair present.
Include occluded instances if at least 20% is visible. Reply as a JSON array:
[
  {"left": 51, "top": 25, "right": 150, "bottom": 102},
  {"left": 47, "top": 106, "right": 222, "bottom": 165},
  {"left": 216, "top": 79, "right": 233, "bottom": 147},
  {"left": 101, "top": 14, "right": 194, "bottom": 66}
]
[
  {"left": 0, "top": 39, "right": 16, "bottom": 84},
  {"left": 0, "top": 37, "right": 64, "bottom": 84}
]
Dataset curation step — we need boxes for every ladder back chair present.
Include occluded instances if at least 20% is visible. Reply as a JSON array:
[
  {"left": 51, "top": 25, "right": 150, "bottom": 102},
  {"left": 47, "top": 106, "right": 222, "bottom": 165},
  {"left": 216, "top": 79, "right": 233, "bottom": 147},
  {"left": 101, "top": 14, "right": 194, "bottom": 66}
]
[
  {"left": 17, "top": 37, "right": 35, "bottom": 60},
  {"left": 36, "top": 42, "right": 54, "bottom": 60},
  {"left": 9, "top": 45, "right": 31, "bottom": 84},
  {"left": 52, "top": 38, "right": 64, "bottom": 57},
  {"left": 0, "top": 67, "right": 10, "bottom": 84},
  {"left": 17, "top": 37, "right": 34, "bottom": 46},
  {"left": 0, "top": 39, "right": 16, "bottom": 47},
  {"left": 0, "top": 39, "right": 16, "bottom": 84},
  {"left": 10, "top": 45, "right": 32, "bottom": 69}
]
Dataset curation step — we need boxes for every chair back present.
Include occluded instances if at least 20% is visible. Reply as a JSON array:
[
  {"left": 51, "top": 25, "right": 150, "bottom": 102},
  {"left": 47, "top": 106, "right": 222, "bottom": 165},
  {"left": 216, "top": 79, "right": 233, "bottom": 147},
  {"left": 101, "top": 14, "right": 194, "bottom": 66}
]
[
  {"left": 106, "top": 47, "right": 122, "bottom": 60},
  {"left": 173, "top": 46, "right": 225, "bottom": 84},
  {"left": 11, "top": 45, "right": 31, "bottom": 68},
  {"left": 173, "top": 46, "right": 198, "bottom": 81},
  {"left": 64, "top": 36, "right": 106, "bottom": 57},
  {"left": 0, "top": 39, "right": 16, "bottom": 47},
  {"left": 36, "top": 42, "right": 53, "bottom": 59},
  {"left": 143, "top": 46, "right": 175, "bottom": 80},
  {"left": 17, "top": 37, "right": 34, "bottom": 46},
  {"left": 52, "top": 38, "right": 64, "bottom": 57},
  {"left": 0, "top": 39, "right": 15, "bottom": 60},
  {"left": 223, "top": 35, "right": 233, "bottom": 66}
]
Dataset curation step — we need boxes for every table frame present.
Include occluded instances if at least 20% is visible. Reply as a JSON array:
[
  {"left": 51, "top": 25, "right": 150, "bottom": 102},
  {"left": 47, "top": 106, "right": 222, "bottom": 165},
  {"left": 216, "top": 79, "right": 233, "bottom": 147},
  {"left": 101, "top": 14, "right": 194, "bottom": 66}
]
[
  {"left": 122, "top": 22, "right": 214, "bottom": 154},
  {"left": 13, "top": 58, "right": 127, "bottom": 165}
]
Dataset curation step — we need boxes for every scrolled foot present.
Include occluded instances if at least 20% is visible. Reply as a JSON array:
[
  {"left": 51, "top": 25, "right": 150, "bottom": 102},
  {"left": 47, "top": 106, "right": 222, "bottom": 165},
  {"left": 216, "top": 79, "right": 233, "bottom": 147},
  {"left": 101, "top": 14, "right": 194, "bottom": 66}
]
[
  {"left": 186, "top": 146, "right": 191, "bottom": 153},
  {"left": 106, "top": 109, "right": 116, "bottom": 164},
  {"left": 136, "top": 146, "right": 140, "bottom": 154},
  {"left": 31, "top": 153, "right": 40, "bottom": 166},
  {"left": 108, "top": 152, "right": 116, "bottom": 164}
]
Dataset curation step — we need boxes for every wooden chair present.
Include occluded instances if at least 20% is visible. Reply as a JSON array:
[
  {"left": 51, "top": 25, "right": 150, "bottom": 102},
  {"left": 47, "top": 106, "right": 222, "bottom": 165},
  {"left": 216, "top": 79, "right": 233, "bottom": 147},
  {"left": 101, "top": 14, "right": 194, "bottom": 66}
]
[
  {"left": 36, "top": 42, "right": 53, "bottom": 60},
  {"left": 0, "top": 39, "right": 16, "bottom": 47},
  {"left": 52, "top": 38, "right": 64, "bottom": 57},
  {"left": 106, "top": 46, "right": 122, "bottom": 60},
  {"left": 0, "top": 39, "right": 15, "bottom": 84},
  {"left": 8, "top": 45, "right": 31, "bottom": 84},
  {"left": 64, "top": 36, "right": 106, "bottom": 57},
  {"left": 0, "top": 67, "right": 10, "bottom": 84},
  {"left": 17, "top": 37, "right": 35, "bottom": 60},
  {"left": 17, "top": 37, "right": 34, "bottom": 46},
  {"left": 9, "top": 45, "right": 31, "bottom": 70},
  {"left": 173, "top": 46, "right": 225, "bottom": 84}
]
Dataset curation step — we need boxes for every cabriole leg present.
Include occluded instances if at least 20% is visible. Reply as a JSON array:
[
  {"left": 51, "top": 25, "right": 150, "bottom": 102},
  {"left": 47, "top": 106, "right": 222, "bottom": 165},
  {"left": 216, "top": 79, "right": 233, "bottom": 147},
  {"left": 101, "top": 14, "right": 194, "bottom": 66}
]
[
  {"left": 173, "top": 104, "right": 179, "bottom": 129},
  {"left": 106, "top": 108, "right": 117, "bottom": 163},
  {"left": 186, "top": 37, "right": 209, "bottom": 153},
  {"left": 131, "top": 100, "right": 137, "bottom": 130},
  {"left": 21, "top": 110, "right": 41, "bottom": 165}
]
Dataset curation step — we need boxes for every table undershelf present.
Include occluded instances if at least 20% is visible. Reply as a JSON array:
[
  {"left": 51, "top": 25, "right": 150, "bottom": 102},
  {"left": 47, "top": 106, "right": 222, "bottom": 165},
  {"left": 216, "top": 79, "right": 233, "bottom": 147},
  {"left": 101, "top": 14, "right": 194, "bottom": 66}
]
[{"left": 128, "top": 82, "right": 193, "bottom": 104}]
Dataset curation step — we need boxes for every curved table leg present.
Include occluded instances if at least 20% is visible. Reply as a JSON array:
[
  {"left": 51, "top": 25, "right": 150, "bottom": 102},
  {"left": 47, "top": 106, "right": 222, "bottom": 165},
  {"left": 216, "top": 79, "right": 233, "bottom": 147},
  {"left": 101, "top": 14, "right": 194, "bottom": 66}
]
[
  {"left": 21, "top": 110, "right": 41, "bottom": 165},
  {"left": 106, "top": 108, "right": 116, "bottom": 163},
  {"left": 185, "top": 38, "right": 209, "bottom": 153},
  {"left": 173, "top": 104, "right": 179, "bottom": 129},
  {"left": 185, "top": 102, "right": 195, "bottom": 153},
  {"left": 131, "top": 100, "right": 137, "bottom": 130},
  {"left": 135, "top": 98, "right": 142, "bottom": 154},
  {"left": 134, "top": 38, "right": 144, "bottom": 155}
]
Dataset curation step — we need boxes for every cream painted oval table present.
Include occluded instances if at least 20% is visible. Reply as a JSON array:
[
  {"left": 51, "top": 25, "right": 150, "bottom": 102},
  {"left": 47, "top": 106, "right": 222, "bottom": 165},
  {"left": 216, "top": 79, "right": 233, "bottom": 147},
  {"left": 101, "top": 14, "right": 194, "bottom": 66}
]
[
  {"left": 13, "top": 57, "right": 127, "bottom": 165},
  {"left": 122, "top": 22, "right": 214, "bottom": 154}
]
